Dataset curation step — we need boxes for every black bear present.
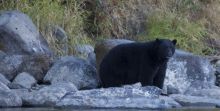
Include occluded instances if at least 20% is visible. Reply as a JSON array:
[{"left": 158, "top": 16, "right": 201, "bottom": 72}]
[{"left": 99, "top": 39, "right": 177, "bottom": 89}]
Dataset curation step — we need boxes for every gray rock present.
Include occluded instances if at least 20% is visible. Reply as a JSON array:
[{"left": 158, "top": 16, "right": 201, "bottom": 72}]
[
  {"left": 0, "top": 89, "right": 22, "bottom": 107},
  {"left": 52, "top": 26, "right": 68, "bottom": 55},
  {"left": 0, "top": 55, "right": 23, "bottom": 80},
  {"left": 0, "top": 54, "right": 51, "bottom": 81},
  {"left": 87, "top": 52, "right": 96, "bottom": 66},
  {"left": 0, "top": 10, "right": 51, "bottom": 55},
  {"left": 0, "top": 50, "right": 6, "bottom": 59},
  {"left": 65, "top": 85, "right": 161, "bottom": 98},
  {"left": 12, "top": 72, "right": 37, "bottom": 89},
  {"left": 170, "top": 94, "right": 220, "bottom": 107},
  {"left": 0, "top": 81, "right": 10, "bottom": 91},
  {"left": 215, "top": 60, "right": 220, "bottom": 67},
  {"left": 56, "top": 85, "right": 180, "bottom": 109},
  {"left": 184, "top": 87, "right": 220, "bottom": 99},
  {"left": 52, "top": 26, "right": 68, "bottom": 42},
  {"left": 19, "top": 54, "right": 51, "bottom": 82},
  {"left": 0, "top": 73, "right": 10, "bottom": 85},
  {"left": 165, "top": 85, "right": 179, "bottom": 94},
  {"left": 159, "top": 96, "right": 182, "bottom": 108},
  {"left": 74, "top": 44, "right": 94, "bottom": 58},
  {"left": 22, "top": 82, "right": 77, "bottom": 106},
  {"left": 31, "top": 84, "right": 47, "bottom": 91},
  {"left": 44, "top": 56, "right": 98, "bottom": 89},
  {"left": 11, "top": 89, "right": 30, "bottom": 99},
  {"left": 8, "top": 83, "right": 24, "bottom": 89},
  {"left": 165, "top": 50, "right": 215, "bottom": 94}
]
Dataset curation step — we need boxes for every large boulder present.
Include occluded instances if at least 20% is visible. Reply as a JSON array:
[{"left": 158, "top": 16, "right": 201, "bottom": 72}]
[
  {"left": 0, "top": 89, "right": 22, "bottom": 107},
  {"left": 74, "top": 44, "right": 94, "bottom": 58},
  {"left": 0, "top": 73, "right": 10, "bottom": 86},
  {"left": 0, "top": 54, "right": 51, "bottom": 81},
  {"left": 0, "top": 55, "right": 23, "bottom": 80},
  {"left": 0, "top": 50, "right": 6, "bottom": 59},
  {"left": 12, "top": 72, "right": 37, "bottom": 89},
  {"left": 56, "top": 84, "right": 180, "bottom": 109},
  {"left": 19, "top": 54, "right": 51, "bottom": 82},
  {"left": 0, "top": 81, "right": 10, "bottom": 91},
  {"left": 170, "top": 94, "right": 220, "bottom": 107},
  {"left": 95, "top": 39, "right": 215, "bottom": 94},
  {"left": 0, "top": 10, "right": 51, "bottom": 55},
  {"left": 20, "top": 82, "right": 77, "bottom": 106},
  {"left": 184, "top": 86, "right": 220, "bottom": 99},
  {"left": 0, "top": 11, "right": 52, "bottom": 82},
  {"left": 44, "top": 56, "right": 99, "bottom": 89},
  {"left": 165, "top": 50, "right": 215, "bottom": 94},
  {"left": 0, "top": 82, "right": 22, "bottom": 108},
  {"left": 87, "top": 52, "right": 96, "bottom": 66}
]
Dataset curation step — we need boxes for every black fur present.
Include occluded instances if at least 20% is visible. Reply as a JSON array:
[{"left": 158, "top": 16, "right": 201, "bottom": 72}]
[{"left": 99, "top": 39, "right": 176, "bottom": 89}]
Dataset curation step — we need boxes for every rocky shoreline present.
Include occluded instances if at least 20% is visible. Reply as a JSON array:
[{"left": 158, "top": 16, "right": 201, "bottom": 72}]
[{"left": 1, "top": 11, "right": 220, "bottom": 109}]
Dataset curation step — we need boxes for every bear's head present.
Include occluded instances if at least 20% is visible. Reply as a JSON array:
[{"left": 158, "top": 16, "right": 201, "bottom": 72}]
[{"left": 154, "top": 39, "right": 177, "bottom": 61}]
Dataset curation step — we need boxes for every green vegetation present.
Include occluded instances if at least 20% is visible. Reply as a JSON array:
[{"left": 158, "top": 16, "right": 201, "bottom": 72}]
[
  {"left": 95, "top": 0, "right": 217, "bottom": 55},
  {"left": 142, "top": 10, "right": 210, "bottom": 55},
  {"left": 0, "top": 0, "right": 219, "bottom": 55}
]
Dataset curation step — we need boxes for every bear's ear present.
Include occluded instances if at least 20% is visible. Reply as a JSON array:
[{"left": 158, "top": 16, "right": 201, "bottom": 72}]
[{"left": 172, "top": 39, "right": 177, "bottom": 45}]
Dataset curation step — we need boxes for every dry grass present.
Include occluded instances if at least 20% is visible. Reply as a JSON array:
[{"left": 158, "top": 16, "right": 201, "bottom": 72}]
[{"left": 94, "top": 0, "right": 152, "bottom": 39}]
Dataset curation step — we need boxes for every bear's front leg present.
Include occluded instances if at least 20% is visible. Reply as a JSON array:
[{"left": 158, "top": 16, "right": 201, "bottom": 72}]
[
  {"left": 138, "top": 66, "right": 155, "bottom": 86},
  {"left": 153, "top": 63, "right": 167, "bottom": 89}
]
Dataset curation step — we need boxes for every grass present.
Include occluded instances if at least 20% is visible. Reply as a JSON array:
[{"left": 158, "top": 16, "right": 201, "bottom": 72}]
[
  {"left": 94, "top": 0, "right": 149, "bottom": 39},
  {"left": 139, "top": 10, "right": 211, "bottom": 55},
  {"left": 136, "top": 0, "right": 216, "bottom": 55}
]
